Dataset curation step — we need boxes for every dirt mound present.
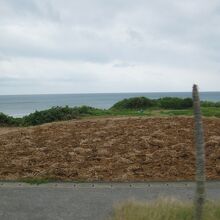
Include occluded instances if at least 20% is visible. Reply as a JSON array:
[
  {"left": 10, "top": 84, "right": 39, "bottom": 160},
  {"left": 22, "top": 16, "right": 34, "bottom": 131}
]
[{"left": 0, "top": 117, "right": 220, "bottom": 181}]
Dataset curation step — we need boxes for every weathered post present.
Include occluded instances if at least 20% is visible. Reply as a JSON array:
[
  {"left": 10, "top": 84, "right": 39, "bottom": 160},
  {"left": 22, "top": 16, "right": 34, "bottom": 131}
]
[{"left": 193, "top": 84, "right": 206, "bottom": 220}]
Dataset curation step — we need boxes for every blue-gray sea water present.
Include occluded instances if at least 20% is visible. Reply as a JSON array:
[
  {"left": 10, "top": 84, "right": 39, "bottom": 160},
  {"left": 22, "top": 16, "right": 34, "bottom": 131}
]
[{"left": 0, "top": 92, "right": 220, "bottom": 117}]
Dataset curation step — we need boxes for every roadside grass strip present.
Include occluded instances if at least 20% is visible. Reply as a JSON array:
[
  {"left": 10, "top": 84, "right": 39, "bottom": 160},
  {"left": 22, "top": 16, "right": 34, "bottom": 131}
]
[{"left": 110, "top": 198, "right": 220, "bottom": 220}]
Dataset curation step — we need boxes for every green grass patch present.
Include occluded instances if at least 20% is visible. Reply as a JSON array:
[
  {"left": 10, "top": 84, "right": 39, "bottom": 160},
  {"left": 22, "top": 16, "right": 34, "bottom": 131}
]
[
  {"left": 157, "top": 107, "right": 220, "bottom": 118},
  {"left": 159, "top": 109, "right": 193, "bottom": 116},
  {"left": 110, "top": 198, "right": 220, "bottom": 220},
  {"left": 201, "top": 107, "right": 220, "bottom": 117}
]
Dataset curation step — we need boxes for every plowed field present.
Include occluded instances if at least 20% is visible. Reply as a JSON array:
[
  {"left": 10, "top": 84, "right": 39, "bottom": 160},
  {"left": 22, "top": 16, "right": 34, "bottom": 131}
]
[{"left": 0, "top": 117, "right": 220, "bottom": 181}]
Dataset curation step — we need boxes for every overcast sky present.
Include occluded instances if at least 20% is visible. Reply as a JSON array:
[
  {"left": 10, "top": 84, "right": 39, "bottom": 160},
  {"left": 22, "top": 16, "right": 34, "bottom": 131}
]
[{"left": 0, "top": 0, "right": 219, "bottom": 94}]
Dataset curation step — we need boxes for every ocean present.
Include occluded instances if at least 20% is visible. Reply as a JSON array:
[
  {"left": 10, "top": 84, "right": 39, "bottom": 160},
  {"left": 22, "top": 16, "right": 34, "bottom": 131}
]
[{"left": 0, "top": 92, "right": 220, "bottom": 117}]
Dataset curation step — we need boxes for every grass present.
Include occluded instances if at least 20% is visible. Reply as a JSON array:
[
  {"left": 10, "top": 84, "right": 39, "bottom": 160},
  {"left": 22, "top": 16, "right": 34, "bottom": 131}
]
[
  {"left": 156, "top": 107, "right": 220, "bottom": 117},
  {"left": 81, "top": 107, "right": 220, "bottom": 118},
  {"left": 110, "top": 198, "right": 220, "bottom": 220}
]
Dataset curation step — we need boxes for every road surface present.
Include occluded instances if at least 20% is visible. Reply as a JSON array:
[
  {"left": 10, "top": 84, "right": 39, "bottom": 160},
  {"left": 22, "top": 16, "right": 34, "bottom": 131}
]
[{"left": 0, "top": 181, "right": 220, "bottom": 220}]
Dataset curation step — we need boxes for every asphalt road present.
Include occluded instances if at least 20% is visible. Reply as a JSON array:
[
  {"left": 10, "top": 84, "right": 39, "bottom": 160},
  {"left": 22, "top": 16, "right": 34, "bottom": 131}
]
[{"left": 0, "top": 181, "right": 220, "bottom": 220}]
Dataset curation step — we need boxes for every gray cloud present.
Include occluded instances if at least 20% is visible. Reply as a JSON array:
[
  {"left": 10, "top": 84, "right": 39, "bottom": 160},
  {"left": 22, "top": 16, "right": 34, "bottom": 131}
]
[{"left": 0, "top": 0, "right": 219, "bottom": 94}]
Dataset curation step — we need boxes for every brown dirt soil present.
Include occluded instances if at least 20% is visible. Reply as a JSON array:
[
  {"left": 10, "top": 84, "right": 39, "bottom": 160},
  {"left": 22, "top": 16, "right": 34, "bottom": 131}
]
[{"left": 0, "top": 117, "right": 220, "bottom": 181}]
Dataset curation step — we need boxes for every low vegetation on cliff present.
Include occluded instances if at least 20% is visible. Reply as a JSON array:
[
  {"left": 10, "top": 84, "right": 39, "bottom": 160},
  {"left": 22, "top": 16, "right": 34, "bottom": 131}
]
[{"left": 0, "top": 97, "right": 220, "bottom": 126}]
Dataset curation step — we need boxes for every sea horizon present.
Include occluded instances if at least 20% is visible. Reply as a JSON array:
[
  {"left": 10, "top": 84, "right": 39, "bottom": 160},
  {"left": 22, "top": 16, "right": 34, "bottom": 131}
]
[{"left": 1, "top": 90, "right": 220, "bottom": 96}]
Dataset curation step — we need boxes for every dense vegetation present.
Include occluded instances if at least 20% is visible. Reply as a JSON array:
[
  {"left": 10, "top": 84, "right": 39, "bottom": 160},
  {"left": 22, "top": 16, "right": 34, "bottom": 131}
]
[
  {"left": 0, "top": 106, "right": 107, "bottom": 126},
  {"left": 0, "top": 113, "right": 21, "bottom": 126},
  {"left": 111, "top": 97, "right": 156, "bottom": 110},
  {"left": 22, "top": 106, "right": 79, "bottom": 126},
  {"left": 158, "top": 97, "right": 193, "bottom": 109},
  {"left": 201, "top": 101, "right": 220, "bottom": 107},
  {"left": 111, "top": 97, "right": 193, "bottom": 110},
  {"left": 0, "top": 96, "right": 220, "bottom": 127}
]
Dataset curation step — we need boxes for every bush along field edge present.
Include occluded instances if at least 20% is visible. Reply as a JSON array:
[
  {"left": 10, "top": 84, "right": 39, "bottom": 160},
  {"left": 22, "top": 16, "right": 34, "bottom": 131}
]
[{"left": 0, "top": 97, "right": 220, "bottom": 126}]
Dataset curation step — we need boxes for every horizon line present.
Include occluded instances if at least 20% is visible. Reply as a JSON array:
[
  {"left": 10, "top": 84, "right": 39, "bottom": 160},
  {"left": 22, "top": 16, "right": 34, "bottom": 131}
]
[{"left": 0, "top": 91, "right": 220, "bottom": 96}]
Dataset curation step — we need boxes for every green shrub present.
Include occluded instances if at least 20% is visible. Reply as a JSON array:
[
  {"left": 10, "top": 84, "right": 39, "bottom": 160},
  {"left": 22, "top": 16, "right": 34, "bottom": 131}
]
[
  {"left": 75, "top": 105, "right": 106, "bottom": 116},
  {"left": 201, "top": 101, "right": 220, "bottom": 108},
  {"left": 0, "top": 105, "right": 109, "bottom": 127},
  {"left": 111, "top": 97, "right": 156, "bottom": 110},
  {"left": 201, "top": 101, "right": 216, "bottom": 107},
  {"left": 22, "top": 106, "right": 79, "bottom": 126},
  {"left": 158, "top": 97, "right": 193, "bottom": 109},
  {"left": 21, "top": 105, "right": 107, "bottom": 126},
  {"left": 111, "top": 96, "right": 193, "bottom": 110},
  {"left": 0, "top": 113, "right": 21, "bottom": 126}
]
